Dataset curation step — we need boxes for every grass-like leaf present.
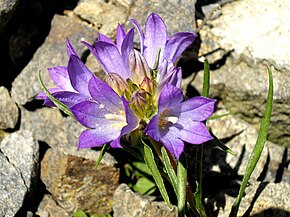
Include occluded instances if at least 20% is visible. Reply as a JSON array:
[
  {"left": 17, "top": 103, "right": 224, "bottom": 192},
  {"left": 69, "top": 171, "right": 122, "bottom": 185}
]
[
  {"left": 229, "top": 66, "right": 273, "bottom": 217},
  {"left": 38, "top": 71, "right": 75, "bottom": 118},
  {"left": 202, "top": 59, "right": 210, "bottom": 97},
  {"left": 161, "top": 146, "right": 178, "bottom": 195},
  {"left": 211, "top": 132, "right": 237, "bottom": 156},
  {"left": 142, "top": 141, "right": 171, "bottom": 208},
  {"left": 208, "top": 112, "right": 232, "bottom": 120}
]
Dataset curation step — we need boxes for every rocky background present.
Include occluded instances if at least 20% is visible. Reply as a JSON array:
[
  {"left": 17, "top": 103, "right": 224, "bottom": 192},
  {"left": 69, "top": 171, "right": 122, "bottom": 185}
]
[{"left": 0, "top": 0, "right": 289, "bottom": 216}]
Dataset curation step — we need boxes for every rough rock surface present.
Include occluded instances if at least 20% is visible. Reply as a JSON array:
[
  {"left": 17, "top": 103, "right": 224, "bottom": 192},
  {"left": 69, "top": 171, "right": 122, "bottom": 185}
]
[
  {"left": 113, "top": 183, "right": 178, "bottom": 217},
  {"left": 0, "top": 0, "right": 20, "bottom": 33},
  {"left": 11, "top": 14, "right": 98, "bottom": 105},
  {"left": 207, "top": 181, "right": 290, "bottom": 217},
  {"left": 36, "top": 194, "right": 69, "bottom": 217},
  {"left": 0, "top": 130, "right": 39, "bottom": 194},
  {"left": 195, "top": 0, "right": 290, "bottom": 147},
  {"left": 74, "top": 0, "right": 129, "bottom": 36},
  {"left": 20, "top": 107, "right": 68, "bottom": 148},
  {"left": 127, "top": 0, "right": 197, "bottom": 35},
  {"left": 0, "top": 152, "right": 27, "bottom": 217},
  {"left": 41, "top": 147, "right": 119, "bottom": 216},
  {"left": 0, "top": 86, "right": 19, "bottom": 129}
]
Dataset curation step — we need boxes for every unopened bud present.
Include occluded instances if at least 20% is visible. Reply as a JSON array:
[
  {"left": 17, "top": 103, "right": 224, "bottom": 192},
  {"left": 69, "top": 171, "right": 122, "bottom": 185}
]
[
  {"left": 129, "top": 49, "right": 150, "bottom": 84},
  {"left": 140, "top": 77, "right": 155, "bottom": 94},
  {"left": 105, "top": 73, "right": 129, "bottom": 96}
]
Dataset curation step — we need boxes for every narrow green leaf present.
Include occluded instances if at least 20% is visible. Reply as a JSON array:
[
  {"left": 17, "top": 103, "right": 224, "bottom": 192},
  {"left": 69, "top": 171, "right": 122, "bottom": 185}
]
[
  {"left": 211, "top": 132, "right": 237, "bottom": 156},
  {"left": 95, "top": 144, "right": 110, "bottom": 169},
  {"left": 161, "top": 146, "right": 178, "bottom": 196},
  {"left": 230, "top": 66, "right": 273, "bottom": 217},
  {"left": 193, "top": 60, "right": 210, "bottom": 217},
  {"left": 142, "top": 141, "right": 171, "bottom": 208},
  {"left": 177, "top": 154, "right": 187, "bottom": 217},
  {"left": 202, "top": 59, "right": 210, "bottom": 97},
  {"left": 208, "top": 112, "right": 232, "bottom": 120},
  {"left": 38, "top": 71, "right": 75, "bottom": 118}
]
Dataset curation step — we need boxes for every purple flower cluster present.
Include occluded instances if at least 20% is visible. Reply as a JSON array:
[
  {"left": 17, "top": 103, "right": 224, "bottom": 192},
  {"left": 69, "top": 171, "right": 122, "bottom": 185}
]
[{"left": 37, "top": 13, "right": 216, "bottom": 159}]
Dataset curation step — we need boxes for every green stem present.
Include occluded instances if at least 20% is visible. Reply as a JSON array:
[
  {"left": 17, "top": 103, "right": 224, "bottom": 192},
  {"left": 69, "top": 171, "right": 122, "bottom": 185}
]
[
  {"left": 177, "top": 154, "right": 187, "bottom": 217},
  {"left": 194, "top": 145, "right": 207, "bottom": 217}
]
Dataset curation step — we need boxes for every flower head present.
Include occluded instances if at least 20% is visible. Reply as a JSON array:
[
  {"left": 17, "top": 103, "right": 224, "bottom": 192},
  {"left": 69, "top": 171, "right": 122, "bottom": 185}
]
[{"left": 37, "top": 13, "right": 215, "bottom": 158}]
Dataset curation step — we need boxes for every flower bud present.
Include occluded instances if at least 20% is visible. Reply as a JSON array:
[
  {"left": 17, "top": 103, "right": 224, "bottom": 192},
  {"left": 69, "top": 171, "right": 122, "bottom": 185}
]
[
  {"left": 129, "top": 49, "right": 150, "bottom": 84},
  {"left": 105, "top": 73, "right": 129, "bottom": 96},
  {"left": 140, "top": 77, "right": 155, "bottom": 94},
  {"left": 130, "top": 91, "right": 148, "bottom": 118}
]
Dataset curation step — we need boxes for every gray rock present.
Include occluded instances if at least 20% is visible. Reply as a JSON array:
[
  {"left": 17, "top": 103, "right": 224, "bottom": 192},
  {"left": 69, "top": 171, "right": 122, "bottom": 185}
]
[
  {"left": 111, "top": 0, "right": 135, "bottom": 9},
  {"left": 74, "top": 0, "right": 129, "bottom": 36},
  {"left": 207, "top": 181, "right": 290, "bottom": 217},
  {"left": 0, "top": 0, "right": 20, "bottom": 33},
  {"left": 195, "top": 0, "right": 290, "bottom": 147},
  {"left": 113, "top": 183, "right": 178, "bottom": 217},
  {"left": 20, "top": 107, "right": 68, "bottom": 148},
  {"left": 0, "top": 86, "right": 19, "bottom": 129},
  {"left": 36, "top": 194, "right": 69, "bottom": 217},
  {"left": 11, "top": 14, "right": 98, "bottom": 105},
  {"left": 127, "top": 0, "right": 197, "bottom": 35},
  {"left": 41, "top": 147, "right": 119, "bottom": 216},
  {"left": 0, "top": 130, "right": 39, "bottom": 194},
  {"left": 0, "top": 152, "right": 27, "bottom": 217},
  {"left": 20, "top": 106, "right": 117, "bottom": 166}
]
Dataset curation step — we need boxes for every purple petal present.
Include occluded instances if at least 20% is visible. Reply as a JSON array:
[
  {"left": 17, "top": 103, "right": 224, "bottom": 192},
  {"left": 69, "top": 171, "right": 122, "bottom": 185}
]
[
  {"left": 145, "top": 115, "right": 161, "bottom": 142},
  {"left": 66, "top": 38, "right": 78, "bottom": 57},
  {"left": 48, "top": 91, "right": 89, "bottom": 108},
  {"left": 67, "top": 55, "right": 93, "bottom": 96},
  {"left": 163, "top": 32, "right": 197, "bottom": 63},
  {"left": 158, "top": 83, "right": 183, "bottom": 112},
  {"left": 157, "top": 60, "right": 182, "bottom": 96},
  {"left": 121, "top": 28, "right": 134, "bottom": 72},
  {"left": 180, "top": 97, "right": 216, "bottom": 121},
  {"left": 116, "top": 24, "right": 127, "bottom": 51},
  {"left": 107, "top": 98, "right": 139, "bottom": 149},
  {"left": 48, "top": 66, "right": 75, "bottom": 91},
  {"left": 175, "top": 121, "right": 213, "bottom": 145},
  {"left": 71, "top": 100, "right": 125, "bottom": 128},
  {"left": 98, "top": 33, "right": 114, "bottom": 44},
  {"left": 93, "top": 41, "right": 131, "bottom": 78},
  {"left": 88, "top": 76, "right": 124, "bottom": 110},
  {"left": 130, "top": 18, "right": 145, "bottom": 54},
  {"left": 78, "top": 128, "right": 120, "bottom": 149},
  {"left": 122, "top": 97, "right": 139, "bottom": 134},
  {"left": 144, "top": 13, "right": 167, "bottom": 68},
  {"left": 160, "top": 133, "right": 184, "bottom": 160}
]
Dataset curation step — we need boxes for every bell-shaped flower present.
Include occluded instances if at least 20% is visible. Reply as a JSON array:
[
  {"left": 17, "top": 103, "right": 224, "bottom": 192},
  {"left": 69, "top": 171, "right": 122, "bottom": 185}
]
[
  {"left": 130, "top": 13, "right": 197, "bottom": 69},
  {"left": 36, "top": 39, "right": 93, "bottom": 108},
  {"left": 82, "top": 24, "right": 134, "bottom": 80},
  {"left": 70, "top": 75, "right": 139, "bottom": 149},
  {"left": 145, "top": 83, "right": 216, "bottom": 159}
]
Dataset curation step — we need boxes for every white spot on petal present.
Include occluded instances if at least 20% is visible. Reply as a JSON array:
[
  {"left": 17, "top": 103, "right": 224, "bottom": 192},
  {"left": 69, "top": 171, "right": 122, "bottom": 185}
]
[{"left": 164, "top": 116, "right": 178, "bottom": 124}]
